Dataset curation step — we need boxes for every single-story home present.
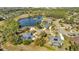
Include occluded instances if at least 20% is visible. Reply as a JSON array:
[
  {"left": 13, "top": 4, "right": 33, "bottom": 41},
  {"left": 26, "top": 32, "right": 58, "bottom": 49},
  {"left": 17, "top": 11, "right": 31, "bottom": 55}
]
[
  {"left": 49, "top": 36, "right": 63, "bottom": 46},
  {"left": 21, "top": 32, "right": 33, "bottom": 40}
]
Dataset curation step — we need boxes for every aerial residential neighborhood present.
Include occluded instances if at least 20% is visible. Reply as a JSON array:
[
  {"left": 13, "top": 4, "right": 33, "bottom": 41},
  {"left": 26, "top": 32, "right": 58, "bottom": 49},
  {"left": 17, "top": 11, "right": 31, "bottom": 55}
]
[{"left": 0, "top": 7, "right": 79, "bottom": 51}]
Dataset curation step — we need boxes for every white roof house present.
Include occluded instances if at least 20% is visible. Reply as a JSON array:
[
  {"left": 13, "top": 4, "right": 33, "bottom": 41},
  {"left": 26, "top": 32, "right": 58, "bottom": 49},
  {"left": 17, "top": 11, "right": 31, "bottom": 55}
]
[
  {"left": 49, "top": 36, "right": 62, "bottom": 46},
  {"left": 49, "top": 33, "right": 64, "bottom": 46}
]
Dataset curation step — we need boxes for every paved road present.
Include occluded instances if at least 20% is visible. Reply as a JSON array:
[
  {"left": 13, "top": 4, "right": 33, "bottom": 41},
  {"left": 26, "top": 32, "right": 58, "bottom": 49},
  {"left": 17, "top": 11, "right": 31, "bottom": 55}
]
[{"left": 53, "top": 19, "right": 70, "bottom": 37}]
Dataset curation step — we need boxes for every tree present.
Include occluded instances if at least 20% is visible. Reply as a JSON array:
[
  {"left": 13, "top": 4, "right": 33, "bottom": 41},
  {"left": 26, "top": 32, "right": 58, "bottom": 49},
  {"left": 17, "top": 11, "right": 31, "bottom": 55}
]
[
  {"left": 34, "top": 31, "right": 47, "bottom": 46},
  {"left": 2, "top": 19, "right": 19, "bottom": 44},
  {"left": 68, "top": 41, "right": 79, "bottom": 51},
  {"left": 34, "top": 37, "right": 46, "bottom": 46}
]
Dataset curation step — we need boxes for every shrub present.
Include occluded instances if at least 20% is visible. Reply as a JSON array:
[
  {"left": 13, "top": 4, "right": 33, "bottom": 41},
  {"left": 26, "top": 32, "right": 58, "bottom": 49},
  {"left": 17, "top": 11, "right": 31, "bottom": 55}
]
[
  {"left": 23, "top": 39, "right": 33, "bottom": 45},
  {"left": 34, "top": 37, "right": 46, "bottom": 46}
]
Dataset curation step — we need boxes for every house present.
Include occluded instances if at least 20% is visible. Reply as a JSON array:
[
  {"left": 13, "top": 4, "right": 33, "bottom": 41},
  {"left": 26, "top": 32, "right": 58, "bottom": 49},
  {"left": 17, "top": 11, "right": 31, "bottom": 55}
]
[
  {"left": 42, "top": 18, "right": 52, "bottom": 29},
  {"left": 0, "top": 16, "right": 5, "bottom": 21},
  {"left": 49, "top": 36, "right": 63, "bottom": 46},
  {"left": 21, "top": 32, "right": 33, "bottom": 40},
  {"left": 49, "top": 33, "right": 64, "bottom": 46}
]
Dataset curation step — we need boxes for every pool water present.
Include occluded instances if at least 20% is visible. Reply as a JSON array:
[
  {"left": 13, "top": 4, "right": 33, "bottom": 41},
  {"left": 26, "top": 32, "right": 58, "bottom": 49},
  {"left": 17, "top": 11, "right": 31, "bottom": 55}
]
[{"left": 18, "top": 16, "right": 43, "bottom": 27}]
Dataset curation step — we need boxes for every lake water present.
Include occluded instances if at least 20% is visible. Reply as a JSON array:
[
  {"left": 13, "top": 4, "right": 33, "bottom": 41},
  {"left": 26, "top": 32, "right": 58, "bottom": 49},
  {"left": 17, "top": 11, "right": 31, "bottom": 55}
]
[{"left": 18, "top": 16, "right": 43, "bottom": 27}]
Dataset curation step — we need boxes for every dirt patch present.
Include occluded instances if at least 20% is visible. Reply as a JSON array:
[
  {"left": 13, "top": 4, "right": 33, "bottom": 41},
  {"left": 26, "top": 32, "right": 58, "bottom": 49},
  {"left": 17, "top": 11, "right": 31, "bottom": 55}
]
[
  {"left": 72, "top": 36, "right": 79, "bottom": 44},
  {"left": 3, "top": 42, "right": 49, "bottom": 51}
]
